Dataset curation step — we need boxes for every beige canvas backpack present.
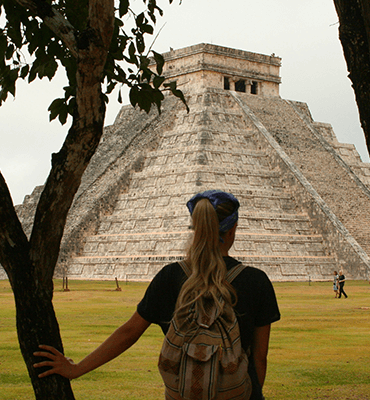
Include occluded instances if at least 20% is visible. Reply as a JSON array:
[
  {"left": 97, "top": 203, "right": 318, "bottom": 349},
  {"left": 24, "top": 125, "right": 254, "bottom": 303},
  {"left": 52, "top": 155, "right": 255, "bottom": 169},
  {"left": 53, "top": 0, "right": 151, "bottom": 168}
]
[{"left": 158, "top": 261, "right": 251, "bottom": 400}]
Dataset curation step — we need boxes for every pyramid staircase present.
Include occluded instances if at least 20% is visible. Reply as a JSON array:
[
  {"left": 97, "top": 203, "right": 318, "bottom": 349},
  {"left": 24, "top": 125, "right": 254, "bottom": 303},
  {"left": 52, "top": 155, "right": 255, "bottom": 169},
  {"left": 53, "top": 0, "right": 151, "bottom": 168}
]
[
  {"left": 241, "top": 94, "right": 370, "bottom": 255},
  {"left": 64, "top": 88, "right": 363, "bottom": 281}
]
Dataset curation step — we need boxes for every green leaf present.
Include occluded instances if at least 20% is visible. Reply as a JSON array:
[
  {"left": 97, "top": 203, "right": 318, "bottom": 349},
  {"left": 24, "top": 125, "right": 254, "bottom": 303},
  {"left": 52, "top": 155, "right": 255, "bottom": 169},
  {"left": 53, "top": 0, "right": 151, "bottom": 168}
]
[
  {"left": 24, "top": 18, "right": 39, "bottom": 44},
  {"left": 8, "top": 23, "right": 22, "bottom": 48},
  {"left": 48, "top": 39, "right": 64, "bottom": 59},
  {"left": 141, "top": 23, "right": 154, "bottom": 34},
  {"left": 119, "top": 0, "right": 129, "bottom": 17},
  {"left": 139, "top": 55, "right": 150, "bottom": 70},
  {"left": 20, "top": 65, "right": 29, "bottom": 79},
  {"left": 0, "top": 88, "right": 8, "bottom": 104},
  {"left": 114, "top": 65, "right": 127, "bottom": 83},
  {"left": 63, "top": 85, "right": 76, "bottom": 100},
  {"left": 5, "top": 44, "right": 14, "bottom": 60},
  {"left": 28, "top": 64, "right": 37, "bottom": 83},
  {"left": 147, "top": 11, "right": 156, "bottom": 24},
  {"left": 147, "top": 0, "right": 164, "bottom": 18},
  {"left": 44, "top": 58, "right": 58, "bottom": 80},
  {"left": 5, "top": 68, "right": 18, "bottom": 97},
  {"left": 136, "top": 12, "right": 145, "bottom": 27},
  {"left": 129, "top": 85, "right": 139, "bottom": 107},
  {"left": 141, "top": 68, "right": 152, "bottom": 83},
  {"left": 129, "top": 83, "right": 164, "bottom": 114},
  {"left": 63, "top": 57, "right": 77, "bottom": 87},
  {"left": 128, "top": 42, "right": 138, "bottom": 66},
  {"left": 152, "top": 51, "right": 164, "bottom": 75},
  {"left": 106, "top": 81, "right": 116, "bottom": 94},
  {"left": 115, "top": 17, "right": 124, "bottom": 28},
  {"left": 164, "top": 81, "right": 189, "bottom": 112},
  {"left": 150, "top": 88, "right": 164, "bottom": 113},
  {"left": 136, "top": 33, "right": 145, "bottom": 54},
  {"left": 28, "top": 36, "right": 38, "bottom": 56},
  {"left": 58, "top": 105, "right": 68, "bottom": 125},
  {"left": 153, "top": 75, "right": 165, "bottom": 89},
  {"left": 48, "top": 94, "right": 73, "bottom": 125},
  {"left": 0, "top": 33, "right": 7, "bottom": 57},
  {"left": 48, "top": 98, "right": 66, "bottom": 122}
]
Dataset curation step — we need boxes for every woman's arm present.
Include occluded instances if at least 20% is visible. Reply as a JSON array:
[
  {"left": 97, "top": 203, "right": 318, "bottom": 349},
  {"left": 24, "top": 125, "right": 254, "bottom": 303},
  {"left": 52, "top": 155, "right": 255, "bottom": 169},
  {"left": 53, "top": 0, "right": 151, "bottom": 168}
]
[
  {"left": 252, "top": 324, "right": 271, "bottom": 388},
  {"left": 34, "top": 311, "right": 151, "bottom": 380}
]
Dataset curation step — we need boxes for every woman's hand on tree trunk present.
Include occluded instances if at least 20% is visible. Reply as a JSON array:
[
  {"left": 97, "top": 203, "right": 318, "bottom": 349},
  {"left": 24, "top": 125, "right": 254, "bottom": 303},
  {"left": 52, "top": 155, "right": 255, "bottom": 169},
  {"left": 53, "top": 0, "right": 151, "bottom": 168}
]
[{"left": 33, "top": 344, "right": 79, "bottom": 380}]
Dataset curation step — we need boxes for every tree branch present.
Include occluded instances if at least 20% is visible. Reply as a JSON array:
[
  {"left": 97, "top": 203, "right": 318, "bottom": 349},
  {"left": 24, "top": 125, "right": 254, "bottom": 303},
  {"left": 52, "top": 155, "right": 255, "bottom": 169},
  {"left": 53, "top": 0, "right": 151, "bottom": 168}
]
[
  {"left": 28, "top": 0, "right": 115, "bottom": 284},
  {"left": 0, "top": 171, "right": 30, "bottom": 287},
  {"left": 13, "top": 0, "right": 79, "bottom": 58}
]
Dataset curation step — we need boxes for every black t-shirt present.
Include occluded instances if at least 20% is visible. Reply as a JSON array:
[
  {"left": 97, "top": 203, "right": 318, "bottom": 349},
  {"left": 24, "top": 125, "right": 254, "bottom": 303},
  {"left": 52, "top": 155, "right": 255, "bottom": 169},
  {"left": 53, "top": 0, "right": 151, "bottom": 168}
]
[{"left": 137, "top": 256, "right": 281, "bottom": 351}]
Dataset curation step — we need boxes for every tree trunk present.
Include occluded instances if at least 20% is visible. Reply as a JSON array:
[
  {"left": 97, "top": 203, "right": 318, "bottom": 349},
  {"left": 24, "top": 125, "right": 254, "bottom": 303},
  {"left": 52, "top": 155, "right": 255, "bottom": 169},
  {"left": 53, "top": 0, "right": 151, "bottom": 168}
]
[
  {"left": 0, "top": 173, "right": 75, "bottom": 399},
  {"left": 333, "top": 0, "right": 370, "bottom": 156},
  {"left": 13, "top": 270, "right": 75, "bottom": 399},
  {"left": 0, "top": 1, "right": 114, "bottom": 398}
]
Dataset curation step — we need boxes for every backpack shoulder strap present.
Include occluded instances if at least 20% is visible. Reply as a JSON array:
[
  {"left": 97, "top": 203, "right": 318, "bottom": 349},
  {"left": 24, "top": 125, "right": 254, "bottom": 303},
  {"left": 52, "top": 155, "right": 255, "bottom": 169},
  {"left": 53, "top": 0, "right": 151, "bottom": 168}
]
[
  {"left": 226, "top": 263, "right": 248, "bottom": 283},
  {"left": 179, "top": 260, "right": 247, "bottom": 282},
  {"left": 178, "top": 260, "right": 192, "bottom": 277}
]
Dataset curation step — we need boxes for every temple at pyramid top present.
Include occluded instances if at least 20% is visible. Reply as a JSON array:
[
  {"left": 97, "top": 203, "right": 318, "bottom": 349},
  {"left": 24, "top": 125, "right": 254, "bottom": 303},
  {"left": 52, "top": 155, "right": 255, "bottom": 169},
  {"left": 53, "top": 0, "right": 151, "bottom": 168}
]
[{"left": 150, "top": 43, "right": 282, "bottom": 96}]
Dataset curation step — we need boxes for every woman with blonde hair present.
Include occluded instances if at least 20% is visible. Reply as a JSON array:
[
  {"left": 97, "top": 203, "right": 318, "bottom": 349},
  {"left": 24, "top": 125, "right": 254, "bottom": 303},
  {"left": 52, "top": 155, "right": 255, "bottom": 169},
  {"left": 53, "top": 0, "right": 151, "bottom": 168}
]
[{"left": 34, "top": 190, "right": 280, "bottom": 399}]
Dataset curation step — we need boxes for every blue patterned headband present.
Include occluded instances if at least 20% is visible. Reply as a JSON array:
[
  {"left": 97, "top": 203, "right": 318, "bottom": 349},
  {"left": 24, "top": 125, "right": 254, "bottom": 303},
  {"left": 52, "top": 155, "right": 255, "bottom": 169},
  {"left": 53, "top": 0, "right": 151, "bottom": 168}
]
[{"left": 186, "top": 189, "right": 240, "bottom": 233}]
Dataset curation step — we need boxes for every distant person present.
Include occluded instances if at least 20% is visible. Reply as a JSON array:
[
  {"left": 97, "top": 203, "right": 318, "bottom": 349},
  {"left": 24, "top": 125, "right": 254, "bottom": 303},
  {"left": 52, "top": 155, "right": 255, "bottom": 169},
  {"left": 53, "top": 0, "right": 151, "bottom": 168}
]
[
  {"left": 338, "top": 270, "right": 348, "bottom": 299},
  {"left": 333, "top": 270, "right": 339, "bottom": 298},
  {"left": 34, "top": 189, "right": 280, "bottom": 400}
]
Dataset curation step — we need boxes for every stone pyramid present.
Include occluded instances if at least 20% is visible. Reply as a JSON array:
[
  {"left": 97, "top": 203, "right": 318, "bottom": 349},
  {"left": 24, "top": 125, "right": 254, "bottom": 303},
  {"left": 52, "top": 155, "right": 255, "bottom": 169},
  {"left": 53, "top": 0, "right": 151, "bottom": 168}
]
[{"left": 4, "top": 43, "right": 370, "bottom": 281}]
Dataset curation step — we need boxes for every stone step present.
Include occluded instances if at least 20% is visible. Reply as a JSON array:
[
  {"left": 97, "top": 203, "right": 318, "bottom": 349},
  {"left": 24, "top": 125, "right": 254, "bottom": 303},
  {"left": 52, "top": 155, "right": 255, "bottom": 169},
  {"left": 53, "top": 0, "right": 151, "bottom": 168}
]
[
  {"left": 128, "top": 175, "right": 284, "bottom": 191},
  {"left": 243, "top": 258, "right": 337, "bottom": 281},
  {"left": 144, "top": 143, "right": 268, "bottom": 159},
  {"left": 95, "top": 211, "right": 312, "bottom": 236},
  {"left": 79, "top": 230, "right": 325, "bottom": 258},
  {"left": 116, "top": 186, "right": 292, "bottom": 203},
  {"left": 67, "top": 254, "right": 336, "bottom": 281},
  {"left": 239, "top": 213, "right": 312, "bottom": 234},
  {"left": 132, "top": 163, "right": 278, "bottom": 180},
  {"left": 128, "top": 174, "right": 287, "bottom": 193}
]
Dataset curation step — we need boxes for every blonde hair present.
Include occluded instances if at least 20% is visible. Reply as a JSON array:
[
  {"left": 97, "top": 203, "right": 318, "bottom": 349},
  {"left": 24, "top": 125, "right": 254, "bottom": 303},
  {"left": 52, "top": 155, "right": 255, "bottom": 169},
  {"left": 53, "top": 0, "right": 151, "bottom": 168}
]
[{"left": 175, "top": 198, "right": 237, "bottom": 315}]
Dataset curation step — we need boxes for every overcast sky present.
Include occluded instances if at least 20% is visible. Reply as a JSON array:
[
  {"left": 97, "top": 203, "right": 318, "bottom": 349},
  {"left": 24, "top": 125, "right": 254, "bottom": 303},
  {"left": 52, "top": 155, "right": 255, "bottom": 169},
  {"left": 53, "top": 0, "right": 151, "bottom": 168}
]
[{"left": 1, "top": 0, "right": 368, "bottom": 205}]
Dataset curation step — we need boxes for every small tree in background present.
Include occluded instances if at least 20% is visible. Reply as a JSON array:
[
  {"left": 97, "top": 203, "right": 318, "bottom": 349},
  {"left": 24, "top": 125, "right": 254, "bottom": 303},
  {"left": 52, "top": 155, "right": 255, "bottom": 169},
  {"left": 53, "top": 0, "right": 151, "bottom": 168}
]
[{"left": 0, "top": 0, "right": 186, "bottom": 398}]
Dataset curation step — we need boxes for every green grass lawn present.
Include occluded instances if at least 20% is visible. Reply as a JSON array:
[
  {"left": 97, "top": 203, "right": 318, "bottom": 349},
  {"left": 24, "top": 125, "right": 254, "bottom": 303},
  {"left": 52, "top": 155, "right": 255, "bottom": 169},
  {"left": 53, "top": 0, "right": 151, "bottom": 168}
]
[{"left": 1, "top": 279, "right": 370, "bottom": 399}]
